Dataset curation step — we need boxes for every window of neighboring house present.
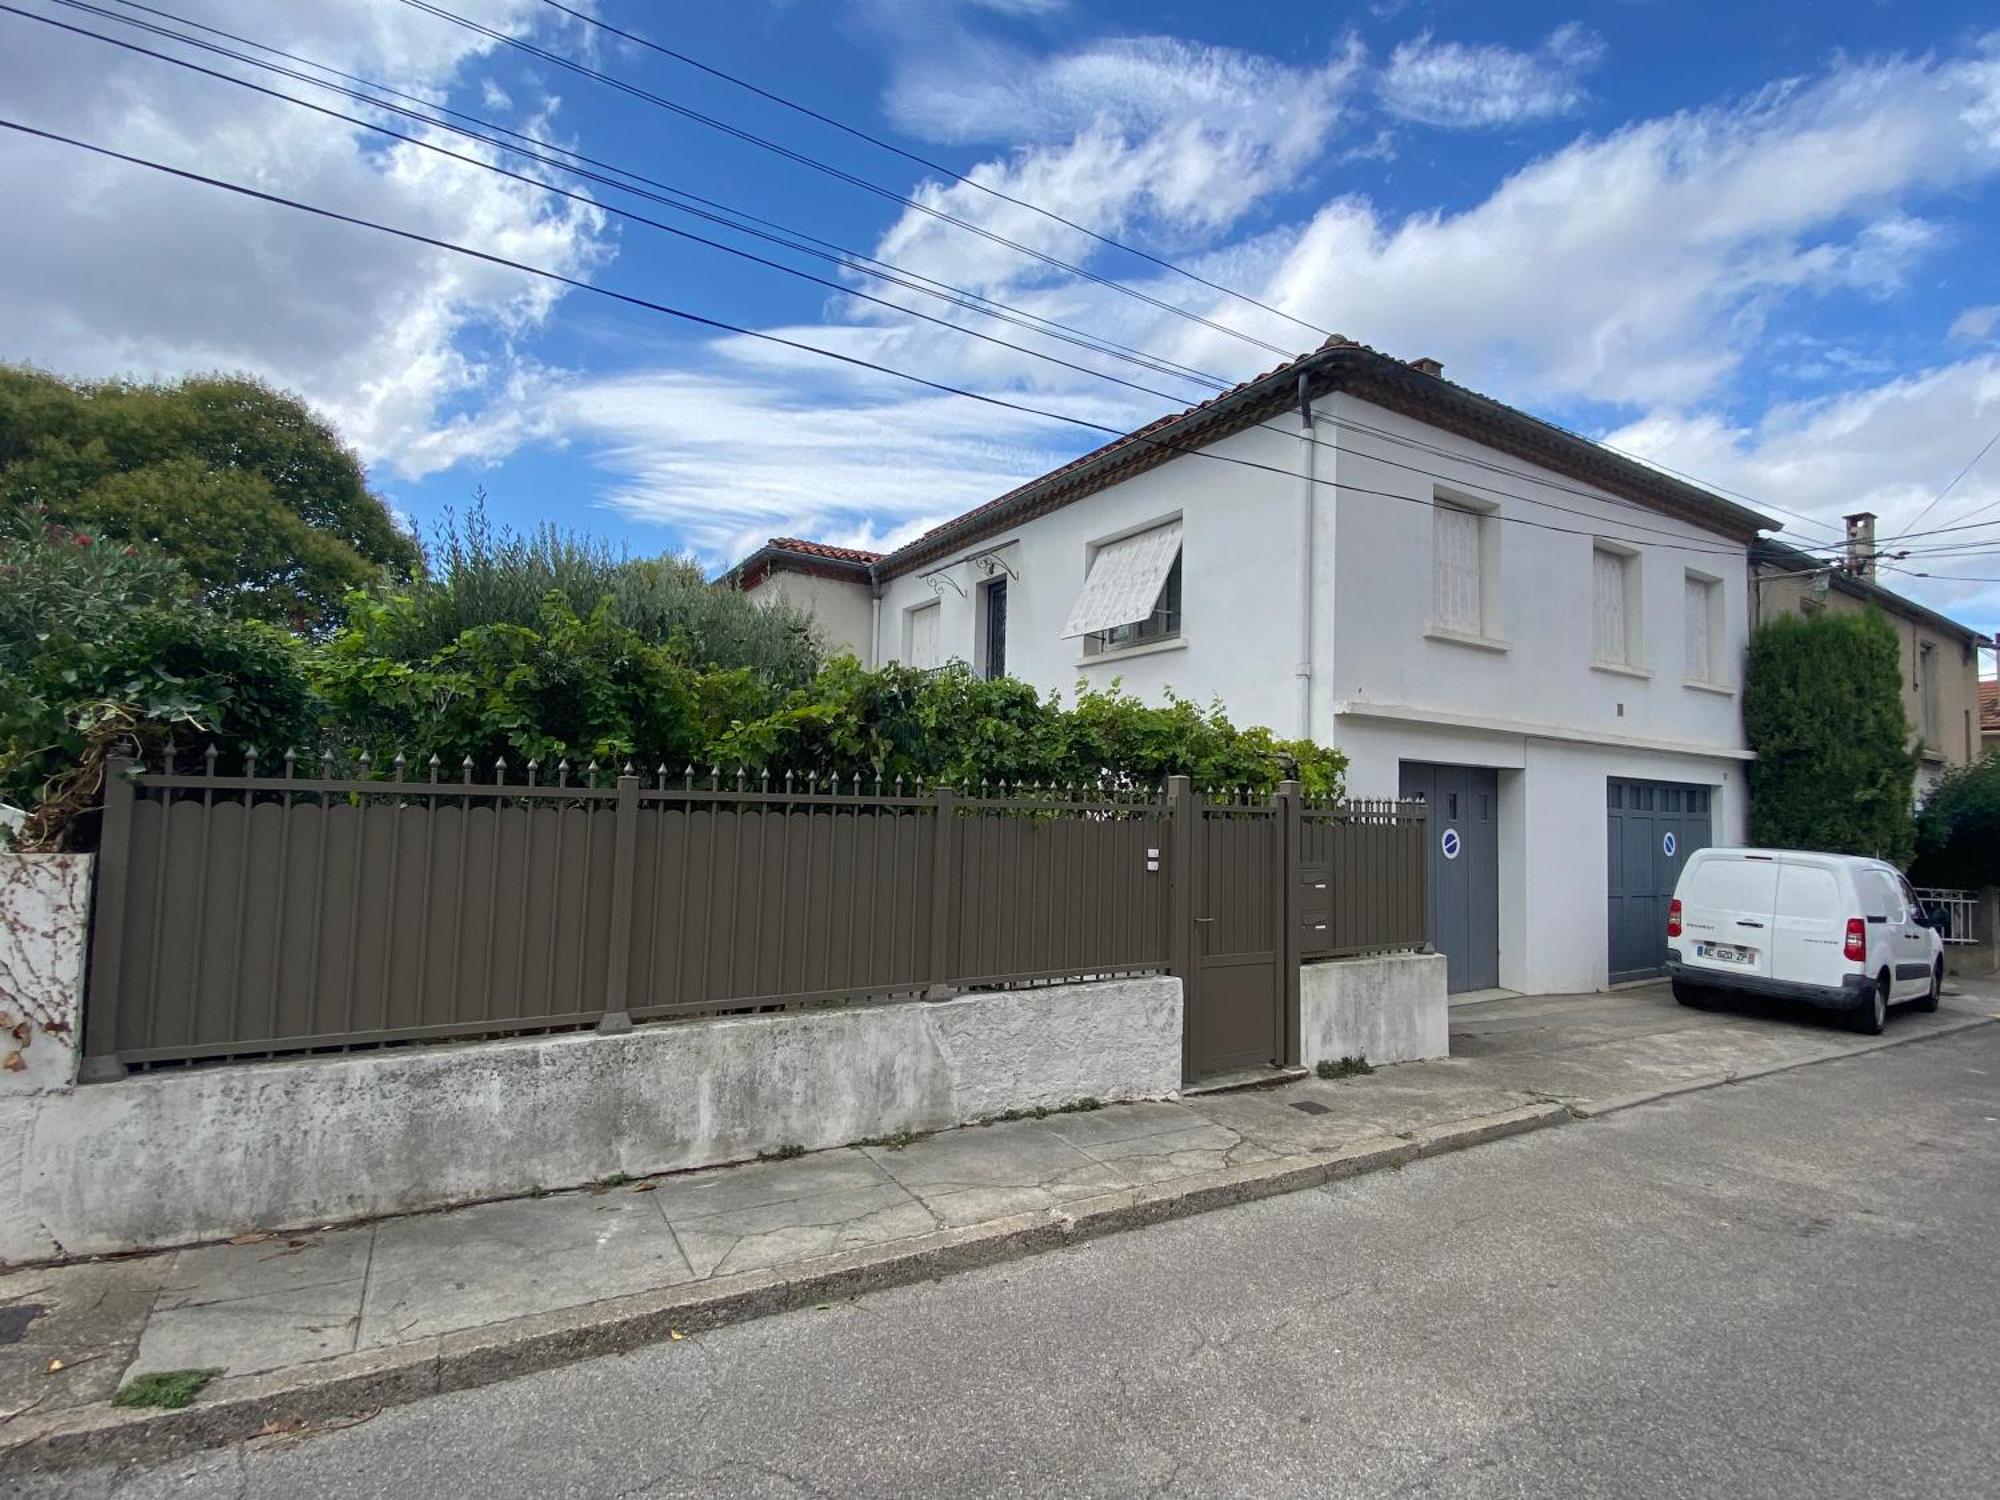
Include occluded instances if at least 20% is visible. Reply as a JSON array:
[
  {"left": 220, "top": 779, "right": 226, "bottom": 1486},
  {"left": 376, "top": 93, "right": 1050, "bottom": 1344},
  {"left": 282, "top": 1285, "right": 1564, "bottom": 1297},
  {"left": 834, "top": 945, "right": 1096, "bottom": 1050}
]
[
  {"left": 1592, "top": 545, "right": 1639, "bottom": 667},
  {"left": 1432, "top": 502, "right": 1485, "bottom": 636},
  {"left": 1919, "top": 641, "right": 1939, "bottom": 748},
  {"left": 1087, "top": 554, "right": 1181, "bottom": 654},
  {"left": 905, "top": 599, "right": 941, "bottom": 671},
  {"left": 1684, "top": 573, "right": 1719, "bottom": 683},
  {"left": 1063, "top": 518, "right": 1183, "bottom": 652},
  {"left": 981, "top": 577, "right": 1008, "bottom": 680}
]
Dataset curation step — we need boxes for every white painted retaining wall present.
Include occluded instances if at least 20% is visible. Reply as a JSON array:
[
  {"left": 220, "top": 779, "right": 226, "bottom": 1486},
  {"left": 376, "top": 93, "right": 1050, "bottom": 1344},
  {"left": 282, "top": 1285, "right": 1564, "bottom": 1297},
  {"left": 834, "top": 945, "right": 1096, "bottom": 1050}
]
[
  {"left": 0, "top": 881, "right": 1181, "bottom": 1260},
  {"left": 1299, "top": 952, "right": 1448, "bottom": 1067}
]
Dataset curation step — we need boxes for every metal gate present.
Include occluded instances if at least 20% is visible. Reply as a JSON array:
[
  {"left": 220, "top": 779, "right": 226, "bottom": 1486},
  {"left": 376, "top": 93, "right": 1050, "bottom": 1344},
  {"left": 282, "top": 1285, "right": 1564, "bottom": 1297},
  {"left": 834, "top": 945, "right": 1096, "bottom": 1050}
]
[
  {"left": 1606, "top": 778, "right": 1712, "bottom": 983},
  {"left": 1169, "top": 781, "right": 1287, "bottom": 1080}
]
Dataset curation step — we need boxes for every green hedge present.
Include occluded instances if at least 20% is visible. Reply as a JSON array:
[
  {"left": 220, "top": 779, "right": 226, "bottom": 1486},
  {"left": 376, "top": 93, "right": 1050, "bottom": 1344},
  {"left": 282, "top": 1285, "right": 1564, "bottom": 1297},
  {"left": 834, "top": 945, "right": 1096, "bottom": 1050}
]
[{"left": 1743, "top": 608, "right": 1916, "bottom": 864}]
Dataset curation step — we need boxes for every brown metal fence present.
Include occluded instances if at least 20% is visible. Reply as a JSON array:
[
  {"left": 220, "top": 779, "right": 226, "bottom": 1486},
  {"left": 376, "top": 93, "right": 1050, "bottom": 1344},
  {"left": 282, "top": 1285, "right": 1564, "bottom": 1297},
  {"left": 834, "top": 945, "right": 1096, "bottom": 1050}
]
[{"left": 81, "top": 755, "right": 1426, "bottom": 1074}]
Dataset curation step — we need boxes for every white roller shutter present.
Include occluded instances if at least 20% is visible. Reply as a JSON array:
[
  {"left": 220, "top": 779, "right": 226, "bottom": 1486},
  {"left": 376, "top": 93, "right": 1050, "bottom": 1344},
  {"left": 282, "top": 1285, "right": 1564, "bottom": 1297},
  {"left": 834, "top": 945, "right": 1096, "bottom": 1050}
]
[
  {"left": 1062, "top": 521, "right": 1182, "bottom": 639},
  {"left": 1433, "top": 505, "right": 1482, "bottom": 634},
  {"left": 1593, "top": 548, "right": 1629, "bottom": 663},
  {"left": 1683, "top": 576, "right": 1711, "bottom": 682},
  {"left": 907, "top": 601, "right": 941, "bottom": 670}
]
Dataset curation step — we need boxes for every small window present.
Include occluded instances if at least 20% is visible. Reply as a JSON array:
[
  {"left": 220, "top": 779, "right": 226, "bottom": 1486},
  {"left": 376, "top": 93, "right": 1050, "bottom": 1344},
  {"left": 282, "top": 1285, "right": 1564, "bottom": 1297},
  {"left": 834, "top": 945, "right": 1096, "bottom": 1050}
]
[
  {"left": 905, "top": 600, "right": 941, "bottom": 671},
  {"left": 1087, "top": 553, "right": 1181, "bottom": 654},
  {"left": 1918, "top": 642, "right": 1939, "bottom": 748},
  {"left": 1684, "top": 574, "right": 1719, "bottom": 683},
  {"left": 1433, "top": 503, "right": 1484, "bottom": 635},
  {"left": 1592, "top": 545, "right": 1638, "bottom": 666},
  {"left": 981, "top": 578, "right": 1008, "bottom": 680},
  {"left": 1447, "top": 792, "right": 1459, "bottom": 820},
  {"left": 1065, "top": 520, "right": 1181, "bottom": 645}
]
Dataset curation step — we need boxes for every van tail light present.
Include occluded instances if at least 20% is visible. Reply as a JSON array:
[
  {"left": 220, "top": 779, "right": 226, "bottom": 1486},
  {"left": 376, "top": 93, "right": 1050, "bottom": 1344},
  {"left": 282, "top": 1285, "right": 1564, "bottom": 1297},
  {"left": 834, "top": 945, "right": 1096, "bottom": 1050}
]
[
  {"left": 1844, "top": 918, "right": 1867, "bottom": 963},
  {"left": 1666, "top": 899, "right": 1682, "bottom": 939}
]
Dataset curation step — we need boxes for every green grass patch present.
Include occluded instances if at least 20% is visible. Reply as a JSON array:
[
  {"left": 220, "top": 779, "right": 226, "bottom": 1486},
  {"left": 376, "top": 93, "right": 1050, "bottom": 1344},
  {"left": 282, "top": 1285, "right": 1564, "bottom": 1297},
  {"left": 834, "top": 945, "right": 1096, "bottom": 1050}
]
[
  {"left": 111, "top": 1368, "right": 223, "bottom": 1410},
  {"left": 1315, "top": 1056, "right": 1373, "bottom": 1081}
]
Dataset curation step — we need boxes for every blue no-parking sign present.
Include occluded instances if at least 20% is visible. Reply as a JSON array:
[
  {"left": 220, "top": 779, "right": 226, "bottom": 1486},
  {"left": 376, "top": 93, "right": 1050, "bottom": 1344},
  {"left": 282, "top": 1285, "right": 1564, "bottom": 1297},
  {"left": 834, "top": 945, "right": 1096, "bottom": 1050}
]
[
  {"left": 1441, "top": 827, "right": 1462, "bottom": 861},
  {"left": 1663, "top": 831, "right": 1678, "bottom": 858}
]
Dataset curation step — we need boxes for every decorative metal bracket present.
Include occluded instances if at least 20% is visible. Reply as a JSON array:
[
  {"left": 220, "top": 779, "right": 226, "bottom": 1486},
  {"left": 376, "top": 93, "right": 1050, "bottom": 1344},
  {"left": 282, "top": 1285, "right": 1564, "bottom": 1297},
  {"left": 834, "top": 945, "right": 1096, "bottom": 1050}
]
[
  {"left": 921, "top": 568, "right": 966, "bottom": 598},
  {"left": 965, "top": 545, "right": 1020, "bottom": 581}
]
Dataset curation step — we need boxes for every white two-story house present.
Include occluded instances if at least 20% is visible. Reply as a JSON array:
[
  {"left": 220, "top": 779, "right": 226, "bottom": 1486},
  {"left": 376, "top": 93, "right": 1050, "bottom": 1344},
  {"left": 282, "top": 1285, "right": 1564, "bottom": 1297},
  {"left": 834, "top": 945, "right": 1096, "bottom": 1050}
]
[{"left": 721, "top": 338, "right": 1774, "bottom": 997}]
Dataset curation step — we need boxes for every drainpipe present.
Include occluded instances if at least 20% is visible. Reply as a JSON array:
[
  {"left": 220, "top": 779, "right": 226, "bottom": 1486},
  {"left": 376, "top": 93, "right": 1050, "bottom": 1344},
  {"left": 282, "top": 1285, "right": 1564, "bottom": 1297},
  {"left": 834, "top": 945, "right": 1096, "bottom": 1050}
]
[
  {"left": 1294, "top": 373, "right": 1316, "bottom": 740},
  {"left": 869, "top": 572, "right": 883, "bottom": 668}
]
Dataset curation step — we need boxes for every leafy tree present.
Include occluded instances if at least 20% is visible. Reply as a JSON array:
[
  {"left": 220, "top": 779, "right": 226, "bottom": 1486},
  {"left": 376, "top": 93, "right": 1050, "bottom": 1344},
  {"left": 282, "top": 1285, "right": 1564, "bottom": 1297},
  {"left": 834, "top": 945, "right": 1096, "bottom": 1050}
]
[
  {"left": 0, "top": 366, "right": 418, "bottom": 633},
  {"left": 1743, "top": 609, "right": 1917, "bottom": 863},
  {"left": 0, "top": 511, "right": 316, "bottom": 847},
  {"left": 1912, "top": 751, "right": 2000, "bottom": 889},
  {"left": 356, "top": 502, "right": 822, "bottom": 687}
]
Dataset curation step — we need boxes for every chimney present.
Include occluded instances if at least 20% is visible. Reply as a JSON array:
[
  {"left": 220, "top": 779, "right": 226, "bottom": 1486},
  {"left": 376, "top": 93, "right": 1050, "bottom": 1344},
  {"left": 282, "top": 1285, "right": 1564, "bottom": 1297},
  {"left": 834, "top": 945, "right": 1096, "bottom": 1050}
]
[
  {"left": 1409, "top": 356, "right": 1444, "bottom": 377},
  {"left": 1844, "top": 511, "right": 1877, "bottom": 581}
]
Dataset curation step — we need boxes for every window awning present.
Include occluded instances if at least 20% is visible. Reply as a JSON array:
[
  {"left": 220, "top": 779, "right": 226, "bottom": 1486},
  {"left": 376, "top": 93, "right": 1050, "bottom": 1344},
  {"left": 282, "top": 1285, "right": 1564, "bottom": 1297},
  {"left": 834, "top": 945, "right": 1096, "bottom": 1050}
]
[{"left": 1061, "top": 521, "right": 1182, "bottom": 639}]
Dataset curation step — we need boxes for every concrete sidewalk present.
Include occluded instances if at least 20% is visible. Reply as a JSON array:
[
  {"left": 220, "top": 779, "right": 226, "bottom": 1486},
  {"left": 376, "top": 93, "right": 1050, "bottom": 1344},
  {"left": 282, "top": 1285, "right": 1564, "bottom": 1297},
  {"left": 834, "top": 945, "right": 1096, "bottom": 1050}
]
[{"left": 3, "top": 979, "right": 1994, "bottom": 1468}]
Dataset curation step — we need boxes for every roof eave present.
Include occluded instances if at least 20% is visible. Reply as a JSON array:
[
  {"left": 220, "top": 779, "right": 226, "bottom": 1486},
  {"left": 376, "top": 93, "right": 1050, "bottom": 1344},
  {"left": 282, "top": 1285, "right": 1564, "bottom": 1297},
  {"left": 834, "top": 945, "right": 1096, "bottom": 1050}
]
[{"left": 876, "top": 344, "right": 1776, "bottom": 579}]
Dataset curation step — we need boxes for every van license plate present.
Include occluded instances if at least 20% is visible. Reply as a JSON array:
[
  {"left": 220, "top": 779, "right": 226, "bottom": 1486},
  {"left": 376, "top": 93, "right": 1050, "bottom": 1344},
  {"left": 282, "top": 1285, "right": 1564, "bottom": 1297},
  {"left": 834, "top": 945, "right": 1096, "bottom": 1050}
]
[{"left": 1698, "top": 943, "right": 1753, "bottom": 965}]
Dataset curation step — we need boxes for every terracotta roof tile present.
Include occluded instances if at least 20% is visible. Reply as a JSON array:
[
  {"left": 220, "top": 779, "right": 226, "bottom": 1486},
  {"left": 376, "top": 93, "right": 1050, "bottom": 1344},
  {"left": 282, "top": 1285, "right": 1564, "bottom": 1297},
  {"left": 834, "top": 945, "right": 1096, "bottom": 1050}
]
[
  {"left": 1981, "top": 678, "right": 1999, "bottom": 731},
  {"left": 766, "top": 537, "right": 883, "bottom": 564}
]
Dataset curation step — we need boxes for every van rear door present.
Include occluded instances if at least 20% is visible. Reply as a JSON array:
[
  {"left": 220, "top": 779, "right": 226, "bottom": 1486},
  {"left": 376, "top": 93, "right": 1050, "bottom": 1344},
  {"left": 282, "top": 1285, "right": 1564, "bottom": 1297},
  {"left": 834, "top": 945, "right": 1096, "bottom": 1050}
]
[
  {"left": 1676, "top": 853, "right": 1778, "bottom": 980},
  {"left": 1770, "top": 858, "right": 1847, "bottom": 990}
]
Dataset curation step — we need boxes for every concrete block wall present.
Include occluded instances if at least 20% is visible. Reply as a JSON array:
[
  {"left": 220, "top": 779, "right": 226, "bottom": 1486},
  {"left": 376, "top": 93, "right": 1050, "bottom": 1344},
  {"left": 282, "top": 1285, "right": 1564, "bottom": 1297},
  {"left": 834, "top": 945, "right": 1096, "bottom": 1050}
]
[
  {"left": 1299, "top": 951, "right": 1448, "bottom": 1067},
  {"left": 0, "top": 955, "right": 1182, "bottom": 1263}
]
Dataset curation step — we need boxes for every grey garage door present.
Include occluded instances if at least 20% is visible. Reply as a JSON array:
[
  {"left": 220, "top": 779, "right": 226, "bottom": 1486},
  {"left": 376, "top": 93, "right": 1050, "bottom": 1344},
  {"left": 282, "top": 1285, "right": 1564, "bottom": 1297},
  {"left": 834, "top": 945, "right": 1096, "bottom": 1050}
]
[
  {"left": 1606, "top": 779, "right": 1712, "bottom": 983},
  {"left": 1399, "top": 762, "right": 1499, "bottom": 994}
]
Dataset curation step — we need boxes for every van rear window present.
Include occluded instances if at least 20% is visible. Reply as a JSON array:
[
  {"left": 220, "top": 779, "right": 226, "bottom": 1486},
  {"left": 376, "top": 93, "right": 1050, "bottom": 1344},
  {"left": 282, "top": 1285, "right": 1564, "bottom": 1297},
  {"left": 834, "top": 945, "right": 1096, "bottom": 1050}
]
[
  {"left": 1686, "top": 859, "right": 1779, "bottom": 913},
  {"left": 1774, "top": 866, "right": 1838, "bottom": 920}
]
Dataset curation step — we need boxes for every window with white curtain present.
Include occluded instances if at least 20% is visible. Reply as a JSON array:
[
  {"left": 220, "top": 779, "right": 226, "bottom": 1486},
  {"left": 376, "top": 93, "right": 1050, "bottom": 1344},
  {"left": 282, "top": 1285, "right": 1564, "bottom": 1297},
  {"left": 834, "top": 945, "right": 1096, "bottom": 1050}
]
[
  {"left": 1433, "top": 503, "right": 1483, "bottom": 635},
  {"left": 1684, "top": 574, "right": 1716, "bottom": 683},
  {"left": 1592, "top": 545, "right": 1636, "bottom": 665},
  {"left": 906, "top": 600, "right": 941, "bottom": 671}
]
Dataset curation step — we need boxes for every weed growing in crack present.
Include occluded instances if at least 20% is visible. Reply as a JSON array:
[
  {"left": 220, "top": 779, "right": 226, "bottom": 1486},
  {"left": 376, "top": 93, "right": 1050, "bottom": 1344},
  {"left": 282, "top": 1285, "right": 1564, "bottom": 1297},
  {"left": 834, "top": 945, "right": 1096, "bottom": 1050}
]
[
  {"left": 112, "top": 1369, "right": 223, "bottom": 1409},
  {"left": 1315, "top": 1056, "right": 1373, "bottom": 1081}
]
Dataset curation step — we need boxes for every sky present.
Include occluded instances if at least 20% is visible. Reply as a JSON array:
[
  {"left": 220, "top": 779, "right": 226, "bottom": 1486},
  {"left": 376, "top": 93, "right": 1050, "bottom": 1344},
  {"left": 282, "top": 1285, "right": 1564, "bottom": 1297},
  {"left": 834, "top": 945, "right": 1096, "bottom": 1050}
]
[{"left": 3, "top": 0, "right": 1999, "bottom": 638}]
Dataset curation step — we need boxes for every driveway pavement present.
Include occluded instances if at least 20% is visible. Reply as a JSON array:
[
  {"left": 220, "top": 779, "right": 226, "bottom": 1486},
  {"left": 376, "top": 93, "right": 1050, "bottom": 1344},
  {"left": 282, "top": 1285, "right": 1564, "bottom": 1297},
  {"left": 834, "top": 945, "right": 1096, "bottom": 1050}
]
[{"left": 2, "top": 977, "right": 1992, "bottom": 1469}]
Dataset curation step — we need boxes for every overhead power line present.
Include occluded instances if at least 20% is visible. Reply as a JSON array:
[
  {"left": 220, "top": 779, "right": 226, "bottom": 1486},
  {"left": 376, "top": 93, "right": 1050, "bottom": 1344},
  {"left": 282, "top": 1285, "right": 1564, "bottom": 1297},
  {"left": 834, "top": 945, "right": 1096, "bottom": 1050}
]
[
  {"left": 532, "top": 0, "right": 1332, "bottom": 345},
  {"left": 1877, "top": 419, "right": 2000, "bottom": 542},
  {"left": 19, "top": 1, "right": 1796, "bottom": 555},
  {"left": 0, "top": 115, "right": 1766, "bottom": 564},
  {"left": 389, "top": 0, "right": 1305, "bottom": 362}
]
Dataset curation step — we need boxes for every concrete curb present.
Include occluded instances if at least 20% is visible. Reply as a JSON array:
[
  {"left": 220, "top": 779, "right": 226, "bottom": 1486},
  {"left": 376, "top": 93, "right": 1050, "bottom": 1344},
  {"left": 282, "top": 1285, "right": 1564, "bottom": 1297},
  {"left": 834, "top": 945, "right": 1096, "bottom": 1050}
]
[
  {"left": 1567, "top": 1013, "right": 1996, "bottom": 1118},
  {"left": 0, "top": 1101, "right": 1570, "bottom": 1475}
]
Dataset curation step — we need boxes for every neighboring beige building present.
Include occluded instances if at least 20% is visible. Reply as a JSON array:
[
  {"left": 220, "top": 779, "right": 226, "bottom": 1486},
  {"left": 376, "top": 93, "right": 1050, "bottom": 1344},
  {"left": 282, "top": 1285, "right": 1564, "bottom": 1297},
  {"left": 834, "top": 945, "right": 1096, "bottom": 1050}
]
[
  {"left": 1981, "top": 678, "right": 1999, "bottom": 754},
  {"left": 717, "top": 536, "right": 878, "bottom": 660},
  {"left": 1753, "top": 520, "right": 1989, "bottom": 799}
]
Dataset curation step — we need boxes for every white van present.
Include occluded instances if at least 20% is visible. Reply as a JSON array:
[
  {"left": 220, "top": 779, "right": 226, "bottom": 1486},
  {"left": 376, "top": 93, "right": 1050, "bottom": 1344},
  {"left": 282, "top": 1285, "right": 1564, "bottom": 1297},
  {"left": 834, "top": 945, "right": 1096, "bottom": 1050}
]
[{"left": 1665, "top": 848, "right": 1944, "bottom": 1034}]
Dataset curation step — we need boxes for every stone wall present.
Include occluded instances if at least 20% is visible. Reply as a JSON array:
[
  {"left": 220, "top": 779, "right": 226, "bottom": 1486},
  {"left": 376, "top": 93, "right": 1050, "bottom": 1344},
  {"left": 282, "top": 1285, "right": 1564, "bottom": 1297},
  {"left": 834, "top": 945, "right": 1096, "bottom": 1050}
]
[
  {"left": 1299, "top": 952, "right": 1448, "bottom": 1068},
  {"left": 0, "top": 855, "right": 91, "bottom": 1095},
  {"left": 0, "top": 963, "right": 1181, "bottom": 1264}
]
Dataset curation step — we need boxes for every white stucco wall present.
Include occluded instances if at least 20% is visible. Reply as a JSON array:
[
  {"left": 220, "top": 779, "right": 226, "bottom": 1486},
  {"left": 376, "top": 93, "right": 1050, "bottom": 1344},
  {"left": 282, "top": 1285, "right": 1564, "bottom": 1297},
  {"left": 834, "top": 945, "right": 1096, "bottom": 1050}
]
[
  {"left": 874, "top": 421, "right": 1304, "bottom": 731},
  {"left": 750, "top": 568, "right": 875, "bottom": 661},
  {"left": 1299, "top": 951, "right": 1448, "bottom": 1066},
  {"left": 0, "top": 974, "right": 1182, "bottom": 1263}
]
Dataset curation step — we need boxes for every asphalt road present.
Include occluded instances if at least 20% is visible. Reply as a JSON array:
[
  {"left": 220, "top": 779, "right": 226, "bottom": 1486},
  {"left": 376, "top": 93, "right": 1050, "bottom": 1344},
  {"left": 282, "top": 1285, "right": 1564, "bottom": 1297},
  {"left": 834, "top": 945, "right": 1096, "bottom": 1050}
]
[{"left": 16, "top": 1024, "right": 2000, "bottom": 1500}]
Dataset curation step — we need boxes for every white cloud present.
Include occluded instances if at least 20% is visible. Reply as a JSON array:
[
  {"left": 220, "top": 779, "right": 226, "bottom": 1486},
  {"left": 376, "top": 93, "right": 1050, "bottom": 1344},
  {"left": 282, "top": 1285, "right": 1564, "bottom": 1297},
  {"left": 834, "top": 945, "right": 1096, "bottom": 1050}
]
[
  {"left": 1380, "top": 23, "right": 1605, "bottom": 129},
  {"left": 1604, "top": 355, "right": 2000, "bottom": 627},
  {"left": 1256, "top": 46, "right": 2000, "bottom": 408},
  {"left": 558, "top": 34, "right": 2000, "bottom": 594},
  {"left": 0, "top": 0, "right": 609, "bottom": 477},
  {"left": 1951, "top": 304, "right": 2000, "bottom": 341}
]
